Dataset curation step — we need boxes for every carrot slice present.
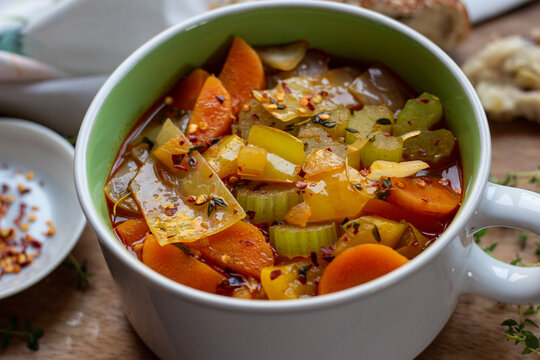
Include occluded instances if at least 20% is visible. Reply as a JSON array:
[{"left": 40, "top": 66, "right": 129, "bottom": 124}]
[
  {"left": 318, "top": 244, "right": 408, "bottom": 295},
  {"left": 142, "top": 234, "right": 225, "bottom": 293},
  {"left": 219, "top": 37, "right": 266, "bottom": 114},
  {"left": 186, "top": 75, "right": 233, "bottom": 146},
  {"left": 387, "top": 177, "right": 461, "bottom": 219},
  {"left": 189, "top": 221, "right": 274, "bottom": 279},
  {"left": 171, "top": 68, "right": 210, "bottom": 110},
  {"left": 114, "top": 218, "right": 149, "bottom": 247}
]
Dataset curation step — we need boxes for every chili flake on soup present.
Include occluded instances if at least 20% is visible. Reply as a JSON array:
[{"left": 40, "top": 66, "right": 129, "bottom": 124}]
[{"left": 105, "top": 37, "right": 462, "bottom": 300}]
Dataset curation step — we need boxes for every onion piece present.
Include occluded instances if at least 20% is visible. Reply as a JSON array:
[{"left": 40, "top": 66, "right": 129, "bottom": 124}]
[{"left": 256, "top": 40, "right": 309, "bottom": 71}]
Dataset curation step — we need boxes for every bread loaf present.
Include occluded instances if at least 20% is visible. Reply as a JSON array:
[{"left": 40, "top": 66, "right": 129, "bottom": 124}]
[{"left": 218, "top": 0, "right": 470, "bottom": 50}]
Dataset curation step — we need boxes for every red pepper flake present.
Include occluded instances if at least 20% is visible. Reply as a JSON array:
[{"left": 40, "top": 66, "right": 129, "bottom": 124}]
[
  {"left": 295, "top": 181, "right": 308, "bottom": 189},
  {"left": 189, "top": 135, "right": 197, "bottom": 142},
  {"left": 17, "top": 184, "right": 30, "bottom": 195},
  {"left": 14, "top": 203, "right": 26, "bottom": 226},
  {"left": 215, "top": 95, "right": 225, "bottom": 104},
  {"left": 270, "top": 269, "right": 282, "bottom": 280},
  {"left": 251, "top": 114, "right": 259, "bottom": 120},
  {"left": 164, "top": 207, "right": 177, "bottom": 216},
  {"left": 171, "top": 154, "right": 186, "bottom": 170},
  {"left": 307, "top": 102, "right": 315, "bottom": 111},
  {"left": 434, "top": 139, "right": 440, "bottom": 146},
  {"left": 326, "top": 147, "right": 333, "bottom": 152},
  {"left": 233, "top": 209, "right": 238, "bottom": 215},
  {"left": 187, "top": 196, "right": 196, "bottom": 203},
  {"left": 281, "top": 81, "right": 292, "bottom": 94},
  {"left": 208, "top": 173, "right": 214, "bottom": 178},
  {"left": 180, "top": 140, "right": 185, "bottom": 146},
  {"left": 415, "top": 98, "right": 429, "bottom": 104},
  {"left": 407, "top": 120, "right": 413, "bottom": 126},
  {"left": 298, "top": 169, "right": 306, "bottom": 178},
  {"left": 246, "top": 210, "right": 256, "bottom": 220},
  {"left": 320, "top": 91, "right": 329, "bottom": 97},
  {"left": 360, "top": 168, "right": 370, "bottom": 177}
]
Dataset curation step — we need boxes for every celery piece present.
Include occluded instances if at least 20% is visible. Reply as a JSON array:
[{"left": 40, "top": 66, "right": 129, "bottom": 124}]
[
  {"left": 326, "top": 106, "right": 352, "bottom": 139},
  {"left": 393, "top": 93, "right": 443, "bottom": 136},
  {"left": 269, "top": 223, "right": 338, "bottom": 258},
  {"left": 403, "top": 129, "right": 455, "bottom": 165},
  {"left": 297, "top": 123, "right": 347, "bottom": 159},
  {"left": 235, "top": 184, "right": 302, "bottom": 224},
  {"left": 359, "top": 131, "right": 403, "bottom": 167},
  {"left": 345, "top": 105, "right": 394, "bottom": 144}
]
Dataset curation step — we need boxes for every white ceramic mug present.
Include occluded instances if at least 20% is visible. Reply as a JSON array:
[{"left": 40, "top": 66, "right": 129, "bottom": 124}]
[{"left": 74, "top": 2, "right": 540, "bottom": 359}]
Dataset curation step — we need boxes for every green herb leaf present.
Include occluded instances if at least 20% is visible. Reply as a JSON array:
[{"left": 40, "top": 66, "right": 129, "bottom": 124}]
[
  {"left": 173, "top": 244, "right": 193, "bottom": 256},
  {"left": 376, "top": 118, "right": 392, "bottom": 125},
  {"left": 473, "top": 228, "right": 488, "bottom": 244},
  {"left": 372, "top": 226, "right": 381, "bottom": 243},
  {"left": 311, "top": 112, "right": 336, "bottom": 128}
]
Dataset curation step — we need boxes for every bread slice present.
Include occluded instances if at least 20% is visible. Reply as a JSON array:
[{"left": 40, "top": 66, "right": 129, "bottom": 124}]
[
  {"left": 463, "top": 30, "right": 540, "bottom": 122},
  {"left": 218, "top": 0, "right": 470, "bottom": 50}
]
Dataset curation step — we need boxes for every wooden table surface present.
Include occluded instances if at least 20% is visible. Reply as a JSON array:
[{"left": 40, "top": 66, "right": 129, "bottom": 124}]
[{"left": 2, "top": 2, "right": 540, "bottom": 359}]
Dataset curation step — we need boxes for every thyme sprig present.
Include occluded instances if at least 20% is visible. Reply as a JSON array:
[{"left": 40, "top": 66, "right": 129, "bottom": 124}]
[
  {"left": 502, "top": 306, "right": 540, "bottom": 356},
  {"left": 62, "top": 253, "right": 91, "bottom": 290},
  {"left": 482, "top": 169, "right": 540, "bottom": 356},
  {"left": 0, "top": 317, "right": 44, "bottom": 351},
  {"left": 490, "top": 168, "right": 540, "bottom": 191}
]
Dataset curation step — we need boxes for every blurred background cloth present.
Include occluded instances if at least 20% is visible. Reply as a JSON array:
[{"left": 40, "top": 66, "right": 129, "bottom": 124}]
[{"left": 0, "top": 0, "right": 532, "bottom": 135}]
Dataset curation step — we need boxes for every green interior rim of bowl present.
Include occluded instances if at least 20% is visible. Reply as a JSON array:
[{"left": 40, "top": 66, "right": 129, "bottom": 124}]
[{"left": 85, "top": 5, "right": 480, "bottom": 239}]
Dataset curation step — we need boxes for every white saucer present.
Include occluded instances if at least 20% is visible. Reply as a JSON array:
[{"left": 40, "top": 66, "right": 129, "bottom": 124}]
[{"left": 0, "top": 118, "right": 85, "bottom": 299}]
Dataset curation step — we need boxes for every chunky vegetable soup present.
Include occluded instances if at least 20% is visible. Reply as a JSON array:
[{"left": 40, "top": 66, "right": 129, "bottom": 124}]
[{"left": 106, "top": 37, "right": 462, "bottom": 299}]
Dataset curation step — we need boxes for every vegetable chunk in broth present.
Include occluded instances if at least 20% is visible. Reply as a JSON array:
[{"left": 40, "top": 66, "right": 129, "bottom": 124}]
[{"left": 105, "top": 37, "right": 462, "bottom": 299}]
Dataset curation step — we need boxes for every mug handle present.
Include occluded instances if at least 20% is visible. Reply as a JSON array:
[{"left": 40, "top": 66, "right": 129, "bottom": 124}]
[{"left": 463, "top": 182, "right": 540, "bottom": 304}]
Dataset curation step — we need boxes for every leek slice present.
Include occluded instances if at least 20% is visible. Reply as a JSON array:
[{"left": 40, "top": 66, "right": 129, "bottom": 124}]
[
  {"left": 104, "top": 157, "right": 140, "bottom": 214},
  {"left": 270, "top": 223, "right": 338, "bottom": 258},
  {"left": 235, "top": 184, "right": 302, "bottom": 224}
]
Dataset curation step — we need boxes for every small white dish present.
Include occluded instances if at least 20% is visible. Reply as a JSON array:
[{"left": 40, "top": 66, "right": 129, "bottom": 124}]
[{"left": 0, "top": 118, "right": 85, "bottom": 299}]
